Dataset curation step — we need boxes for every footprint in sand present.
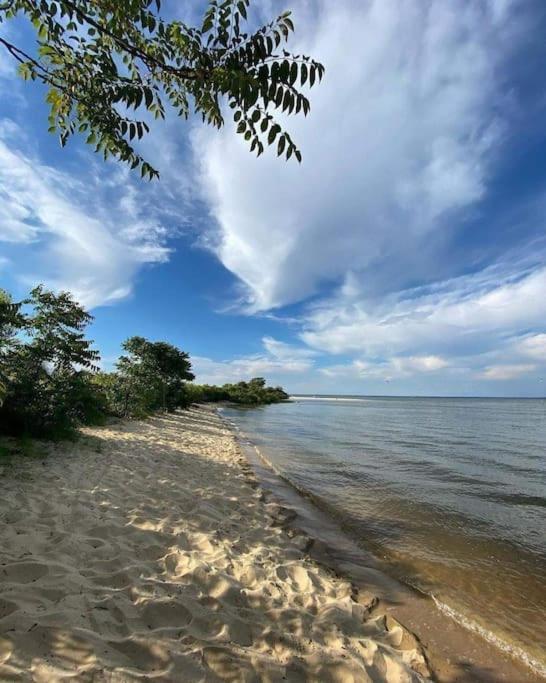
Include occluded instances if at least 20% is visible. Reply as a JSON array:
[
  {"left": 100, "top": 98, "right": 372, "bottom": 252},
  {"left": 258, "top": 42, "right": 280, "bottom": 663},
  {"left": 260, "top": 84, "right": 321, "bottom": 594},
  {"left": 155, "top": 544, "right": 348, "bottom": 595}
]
[
  {"left": 0, "top": 561, "right": 49, "bottom": 584},
  {"left": 0, "top": 598, "right": 18, "bottom": 620},
  {"left": 88, "top": 570, "right": 132, "bottom": 590},
  {"left": 106, "top": 637, "right": 170, "bottom": 672},
  {"left": 140, "top": 599, "right": 192, "bottom": 630}
]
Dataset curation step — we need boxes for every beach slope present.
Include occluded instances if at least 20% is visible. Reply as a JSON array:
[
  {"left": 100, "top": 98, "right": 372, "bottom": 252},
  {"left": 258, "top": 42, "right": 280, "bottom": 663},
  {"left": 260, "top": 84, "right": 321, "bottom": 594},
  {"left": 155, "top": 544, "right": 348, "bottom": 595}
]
[{"left": 0, "top": 407, "right": 429, "bottom": 681}]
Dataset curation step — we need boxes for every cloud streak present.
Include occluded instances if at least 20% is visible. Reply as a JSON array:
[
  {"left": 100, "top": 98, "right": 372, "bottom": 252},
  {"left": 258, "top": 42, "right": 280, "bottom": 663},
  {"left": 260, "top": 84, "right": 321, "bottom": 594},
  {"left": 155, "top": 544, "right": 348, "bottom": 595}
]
[{"left": 0, "top": 120, "right": 179, "bottom": 307}]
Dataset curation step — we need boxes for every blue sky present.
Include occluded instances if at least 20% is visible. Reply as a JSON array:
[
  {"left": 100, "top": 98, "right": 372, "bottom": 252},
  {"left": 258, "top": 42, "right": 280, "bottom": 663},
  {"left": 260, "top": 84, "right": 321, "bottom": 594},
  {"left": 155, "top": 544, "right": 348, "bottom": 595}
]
[{"left": 1, "top": 0, "right": 546, "bottom": 396}]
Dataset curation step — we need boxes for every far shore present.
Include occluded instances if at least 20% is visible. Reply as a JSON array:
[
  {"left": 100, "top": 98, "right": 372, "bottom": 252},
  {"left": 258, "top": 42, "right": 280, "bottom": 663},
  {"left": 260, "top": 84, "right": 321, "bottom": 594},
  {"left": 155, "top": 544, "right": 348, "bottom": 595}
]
[{"left": 0, "top": 407, "right": 541, "bottom": 682}]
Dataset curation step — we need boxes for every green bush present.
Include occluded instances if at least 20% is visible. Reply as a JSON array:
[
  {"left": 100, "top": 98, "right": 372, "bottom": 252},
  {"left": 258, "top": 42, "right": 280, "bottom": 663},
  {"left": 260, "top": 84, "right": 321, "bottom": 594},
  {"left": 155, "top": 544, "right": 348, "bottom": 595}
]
[
  {"left": 110, "top": 336, "right": 195, "bottom": 417},
  {"left": 190, "top": 377, "right": 289, "bottom": 406},
  {"left": 0, "top": 286, "right": 100, "bottom": 437}
]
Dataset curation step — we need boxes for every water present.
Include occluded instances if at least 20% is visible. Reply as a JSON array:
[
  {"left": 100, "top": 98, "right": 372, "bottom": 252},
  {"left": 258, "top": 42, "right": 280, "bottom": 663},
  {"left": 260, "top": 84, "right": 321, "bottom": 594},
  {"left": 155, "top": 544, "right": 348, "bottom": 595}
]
[{"left": 221, "top": 397, "right": 546, "bottom": 675}]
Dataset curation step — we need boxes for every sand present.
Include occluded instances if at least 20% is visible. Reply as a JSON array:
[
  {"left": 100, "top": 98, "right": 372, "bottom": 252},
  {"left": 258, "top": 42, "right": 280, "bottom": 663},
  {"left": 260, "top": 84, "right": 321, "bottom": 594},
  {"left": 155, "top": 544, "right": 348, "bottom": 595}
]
[{"left": 0, "top": 407, "right": 430, "bottom": 682}]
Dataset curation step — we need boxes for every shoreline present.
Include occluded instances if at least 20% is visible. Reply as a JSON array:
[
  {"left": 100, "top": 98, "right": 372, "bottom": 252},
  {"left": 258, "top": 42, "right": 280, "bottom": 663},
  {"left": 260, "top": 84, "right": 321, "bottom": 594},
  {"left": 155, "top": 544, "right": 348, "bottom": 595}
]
[
  {"left": 218, "top": 409, "right": 545, "bottom": 683},
  {"left": 0, "top": 406, "right": 542, "bottom": 682},
  {"left": 1, "top": 407, "right": 430, "bottom": 681}
]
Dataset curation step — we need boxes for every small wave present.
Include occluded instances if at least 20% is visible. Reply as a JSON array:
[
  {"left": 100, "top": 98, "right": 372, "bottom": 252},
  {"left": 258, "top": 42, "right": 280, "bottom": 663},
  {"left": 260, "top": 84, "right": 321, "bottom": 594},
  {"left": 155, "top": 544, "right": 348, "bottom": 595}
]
[
  {"left": 482, "top": 491, "right": 546, "bottom": 508},
  {"left": 431, "top": 596, "right": 546, "bottom": 678}
]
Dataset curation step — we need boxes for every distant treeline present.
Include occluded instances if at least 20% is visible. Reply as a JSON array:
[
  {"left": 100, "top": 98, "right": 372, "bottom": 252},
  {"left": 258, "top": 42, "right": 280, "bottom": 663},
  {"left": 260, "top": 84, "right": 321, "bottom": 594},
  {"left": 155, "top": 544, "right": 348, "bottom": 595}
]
[
  {"left": 186, "top": 379, "right": 289, "bottom": 406},
  {"left": 0, "top": 286, "right": 288, "bottom": 438}
]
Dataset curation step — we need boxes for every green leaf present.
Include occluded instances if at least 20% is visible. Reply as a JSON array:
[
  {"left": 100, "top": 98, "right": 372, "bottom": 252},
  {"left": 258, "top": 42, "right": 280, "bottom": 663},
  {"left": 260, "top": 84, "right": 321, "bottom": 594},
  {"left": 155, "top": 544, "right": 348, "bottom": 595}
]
[
  {"left": 237, "top": 1, "right": 247, "bottom": 20},
  {"left": 267, "top": 124, "right": 280, "bottom": 145},
  {"left": 282, "top": 90, "right": 291, "bottom": 113},
  {"left": 289, "top": 62, "right": 298, "bottom": 86}
]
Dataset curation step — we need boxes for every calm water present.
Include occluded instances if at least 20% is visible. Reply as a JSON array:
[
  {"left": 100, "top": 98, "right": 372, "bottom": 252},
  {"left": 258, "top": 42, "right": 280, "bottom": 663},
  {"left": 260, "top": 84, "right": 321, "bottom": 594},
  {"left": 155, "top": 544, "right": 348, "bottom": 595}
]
[{"left": 221, "top": 397, "right": 546, "bottom": 675}]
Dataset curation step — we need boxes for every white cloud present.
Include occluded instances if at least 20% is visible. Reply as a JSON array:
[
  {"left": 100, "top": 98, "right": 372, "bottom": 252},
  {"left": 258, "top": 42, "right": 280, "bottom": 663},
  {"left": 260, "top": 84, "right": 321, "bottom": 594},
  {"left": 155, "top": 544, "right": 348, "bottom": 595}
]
[
  {"left": 321, "top": 354, "right": 449, "bottom": 381},
  {"left": 516, "top": 333, "right": 546, "bottom": 362},
  {"left": 478, "top": 364, "right": 536, "bottom": 381},
  {"left": 394, "top": 355, "right": 449, "bottom": 373},
  {"left": 193, "top": 337, "right": 315, "bottom": 385},
  {"left": 195, "top": 0, "right": 514, "bottom": 311},
  {"left": 0, "top": 120, "right": 178, "bottom": 307},
  {"left": 301, "top": 258, "right": 546, "bottom": 360},
  {"left": 262, "top": 336, "right": 317, "bottom": 362}
]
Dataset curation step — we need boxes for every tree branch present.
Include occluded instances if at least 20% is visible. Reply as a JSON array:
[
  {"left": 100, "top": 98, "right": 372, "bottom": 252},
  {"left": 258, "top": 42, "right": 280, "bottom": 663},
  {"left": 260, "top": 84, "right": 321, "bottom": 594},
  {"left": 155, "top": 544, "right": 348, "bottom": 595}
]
[
  {"left": 0, "top": 36, "right": 68, "bottom": 91},
  {"left": 60, "top": 0, "right": 205, "bottom": 82}
]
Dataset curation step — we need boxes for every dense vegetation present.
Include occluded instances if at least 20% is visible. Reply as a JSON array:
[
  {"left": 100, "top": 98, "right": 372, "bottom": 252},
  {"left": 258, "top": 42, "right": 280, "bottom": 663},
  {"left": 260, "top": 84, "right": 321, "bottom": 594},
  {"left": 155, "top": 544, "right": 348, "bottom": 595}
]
[
  {"left": 0, "top": 286, "right": 289, "bottom": 438},
  {"left": 187, "top": 378, "right": 289, "bottom": 406},
  {"left": 0, "top": 0, "right": 324, "bottom": 177}
]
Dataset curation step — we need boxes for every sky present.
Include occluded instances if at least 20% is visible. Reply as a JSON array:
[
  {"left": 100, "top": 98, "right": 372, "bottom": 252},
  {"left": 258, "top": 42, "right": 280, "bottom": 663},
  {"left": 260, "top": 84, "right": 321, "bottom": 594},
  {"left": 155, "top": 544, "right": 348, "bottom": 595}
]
[{"left": 1, "top": 0, "right": 546, "bottom": 397}]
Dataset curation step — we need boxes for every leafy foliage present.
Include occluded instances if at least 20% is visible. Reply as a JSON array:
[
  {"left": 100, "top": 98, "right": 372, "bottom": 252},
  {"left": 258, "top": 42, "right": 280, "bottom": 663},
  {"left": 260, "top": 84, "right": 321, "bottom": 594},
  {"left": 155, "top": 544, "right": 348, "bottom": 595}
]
[
  {"left": 109, "top": 336, "right": 195, "bottom": 417},
  {"left": 0, "top": 289, "right": 25, "bottom": 406},
  {"left": 0, "top": 0, "right": 324, "bottom": 178},
  {"left": 0, "top": 286, "right": 101, "bottom": 436},
  {"left": 190, "top": 376, "right": 289, "bottom": 406}
]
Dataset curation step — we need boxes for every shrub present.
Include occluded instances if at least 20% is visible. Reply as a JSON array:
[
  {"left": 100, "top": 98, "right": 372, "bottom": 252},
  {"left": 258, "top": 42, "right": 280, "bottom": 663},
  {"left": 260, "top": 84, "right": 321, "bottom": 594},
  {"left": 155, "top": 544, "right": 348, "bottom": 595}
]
[
  {"left": 0, "top": 287, "right": 99, "bottom": 437},
  {"left": 190, "top": 377, "right": 289, "bottom": 406}
]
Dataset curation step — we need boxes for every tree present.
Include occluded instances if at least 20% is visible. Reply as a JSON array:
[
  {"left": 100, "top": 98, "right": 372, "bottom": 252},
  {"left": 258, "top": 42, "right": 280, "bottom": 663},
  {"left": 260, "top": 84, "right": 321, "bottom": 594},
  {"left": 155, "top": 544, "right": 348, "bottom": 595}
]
[
  {"left": 0, "top": 0, "right": 324, "bottom": 179},
  {"left": 0, "top": 289, "right": 25, "bottom": 406},
  {"left": 249, "top": 376, "right": 266, "bottom": 389},
  {"left": 116, "top": 336, "right": 195, "bottom": 415},
  {"left": 0, "top": 286, "right": 101, "bottom": 436}
]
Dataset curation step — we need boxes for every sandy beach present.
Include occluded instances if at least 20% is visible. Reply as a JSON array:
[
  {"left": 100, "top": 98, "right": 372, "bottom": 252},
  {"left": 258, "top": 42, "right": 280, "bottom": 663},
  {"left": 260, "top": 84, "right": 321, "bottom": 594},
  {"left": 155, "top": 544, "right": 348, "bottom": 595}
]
[{"left": 0, "top": 407, "right": 432, "bottom": 682}]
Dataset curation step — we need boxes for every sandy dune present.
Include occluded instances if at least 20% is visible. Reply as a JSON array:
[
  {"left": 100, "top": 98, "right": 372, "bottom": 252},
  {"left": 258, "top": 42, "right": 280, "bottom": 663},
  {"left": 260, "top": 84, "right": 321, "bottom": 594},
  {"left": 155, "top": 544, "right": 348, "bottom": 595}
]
[{"left": 0, "top": 407, "right": 430, "bottom": 681}]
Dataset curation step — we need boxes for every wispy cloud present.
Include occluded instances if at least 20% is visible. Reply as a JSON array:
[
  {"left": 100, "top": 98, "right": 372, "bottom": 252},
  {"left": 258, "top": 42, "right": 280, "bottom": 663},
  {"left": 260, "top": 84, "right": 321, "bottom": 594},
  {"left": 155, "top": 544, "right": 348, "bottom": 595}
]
[
  {"left": 321, "top": 355, "right": 449, "bottom": 381},
  {"left": 301, "top": 256, "right": 546, "bottom": 357},
  {"left": 0, "top": 120, "right": 182, "bottom": 307},
  {"left": 478, "top": 364, "right": 536, "bottom": 381},
  {"left": 193, "top": 336, "right": 315, "bottom": 384},
  {"left": 516, "top": 333, "right": 546, "bottom": 362}
]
